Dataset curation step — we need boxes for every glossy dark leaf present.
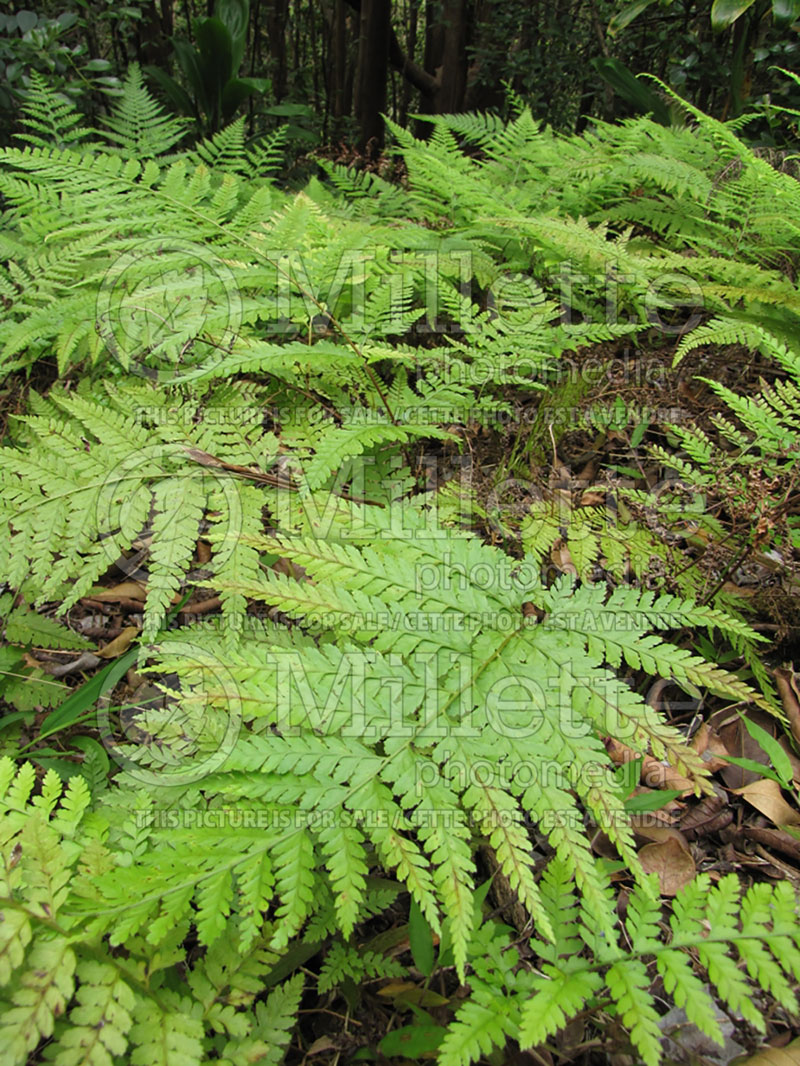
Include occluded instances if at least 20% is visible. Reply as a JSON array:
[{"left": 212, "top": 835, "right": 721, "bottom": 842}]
[{"left": 710, "top": 0, "right": 757, "bottom": 30}]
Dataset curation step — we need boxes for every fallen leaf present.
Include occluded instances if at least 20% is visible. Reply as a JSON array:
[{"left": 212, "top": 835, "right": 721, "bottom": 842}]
[
  {"left": 735, "top": 778, "right": 800, "bottom": 827},
  {"left": 775, "top": 667, "right": 800, "bottom": 748},
  {"left": 87, "top": 581, "right": 147, "bottom": 602},
  {"left": 707, "top": 708, "right": 784, "bottom": 789},
  {"left": 692, "top": 722, "right": 731, "bottom": 773},
  {"left": 97, "top": 626, "right": 139, "bottom": 659},
  {"left": 391, "top": 987, "right": 450, "bottom": 1008},
  {"left": 378, "top": 981, "right": 418, "bottom": 998},
  {"left": 46, "top": 652, "right": 102, "bottom": 677},
  {"left": 638, "top": 835, "right": 696, "bottom": 895},
  {"left": 679, "top": 794, "right": 733, "bottom": 840},
  {"left": 731, "top": 1036, "right": 800, "bottom": 1066},
  {"left": 580, "top": 490, "right": 605, "bottom": 507},
  {"left": 305, "top": 1036, "right": 336, "bottom": 1057},
  {"left": 633, "top": 824, "right": 688, "bottom": 846},
  {"left": 744, "top": 825, "right": 800, "bottom": 865},
  {"left": 550, "top": 539, "right": 578, "bottom": 576},
  {"left": 605, "top": 737, "right": 694, "bottom": 794}
]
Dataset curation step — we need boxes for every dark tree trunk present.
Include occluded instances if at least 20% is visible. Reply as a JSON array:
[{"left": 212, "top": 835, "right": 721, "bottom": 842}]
[
  {"left": 136, "top": 0, "right": 172, "bottom": 67},
  {"left": 436, "top": 0, "right": 468, "bottom": 113},
  {"left": 399, "top": 0, "right": 417, "bottom": 126},
  {"left": 354, "top": 0, "right": 391, "bottom": 154},
  {"left": 266, "top": 0, "right": 290, "bottom": 101},
  {"left": 331, "top": 0, "right": 349, "bottom": 135},
  {"left": 344, "top": 0, "right": 438, "bottom": 123}
]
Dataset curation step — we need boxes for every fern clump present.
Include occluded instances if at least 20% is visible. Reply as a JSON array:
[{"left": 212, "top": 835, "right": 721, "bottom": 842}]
[
  {"left": 1, "top": 67, "right": 800, "bottom": 1066},
  {"left": 439, "top": 861, "right": 800, "bottom": 1066},
  {"left": 0, "top": 760, "right": 304, "bottom": 1066}
]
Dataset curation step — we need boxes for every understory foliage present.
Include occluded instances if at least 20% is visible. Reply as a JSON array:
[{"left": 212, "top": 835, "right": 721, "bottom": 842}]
[{"left": 1, "top": 70, "right": 799, "bottom": 1065}]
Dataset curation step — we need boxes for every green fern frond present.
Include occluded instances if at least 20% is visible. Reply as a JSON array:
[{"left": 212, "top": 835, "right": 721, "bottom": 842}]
[
  {"left": 97, "top": 63, "right": 188, "bottom": 158},
  {"left": 16, "top": 72, "right": 87, "bottom": 149},
  {"left": 441, "top": 870, "right": 800, "bottom": 1066}
]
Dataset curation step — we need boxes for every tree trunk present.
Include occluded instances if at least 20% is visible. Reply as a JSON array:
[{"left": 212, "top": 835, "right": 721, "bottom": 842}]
[
  {"left": 136, "top": 0, "right": 172, "bottom": 67},
  {"left": 399, "top": 0, "right": 418, "bottom": 126},
  {"left": 331, "top": 0, "right": 348, "bottom": 134},
  {"left": 266, "top": 0, "right": 289, "bottom": 101},
  {"left": 354, "top": 0, "right": 391, "bottom": 154},
  {"left": 436, "top": 0, "right": 468, "bottom": 113}
]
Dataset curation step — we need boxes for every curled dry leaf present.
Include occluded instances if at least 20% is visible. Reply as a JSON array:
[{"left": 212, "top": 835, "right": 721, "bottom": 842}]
[
  {"left": 735, "top": 778, "right": 800, "bottom": 827},
  {"left": 679, "top": 793, "right": 733, "bottom": 841},
  {"left": 744, "top": 825, "right": 800, "bottom": 865},
  {"left": 638, "top": 834, "right": 696, "bottom": 895},
  {"left": 775, "top": 667, "right": 800, "bottom": 748}
]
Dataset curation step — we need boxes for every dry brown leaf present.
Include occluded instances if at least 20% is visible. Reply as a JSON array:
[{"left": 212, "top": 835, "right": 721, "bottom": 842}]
[
  {"left": 731, "top": 1037, "right": 800, "bottom": 1066},
  {"left": 580, "top": 490, "right": 605, "bottom": 506},
  {"left": 707, "top": 708, "right": 782, "bottom": 789},
  {"left": 775, "top": 667, "right": 800, "bottom": 748},
  {"left": 305, "top": 1036, "right": 336, "bottom": 1057},
  {"left": 679, "top": 794, "right": 733, "bottom": 840},
  {"left": 632, "top": 824, "right": 689, "bottom": 847},
  {"left": 638, "top": 835, "right": 696, "bottom": 895},
  {"left": 549, "top": 539, "right": 578, "bottom": 576},
  {"left": 692, "top": 721, "right": 711, "bottom": 756},
  {"left": 605, "top": 737, "right": 694, "bottom": 794},
  {"left": 87, "top": 581, "right": 147, "bottom": 602},
  {"left": 744, "top": 825, "right": 800, "bottom": 865},
  {"left": 735, "top": 778, "right": 800, "bottom": 827},
  {"left": 96, "top": 626, "right": 139, "bottom": 659},
  {"left": 692, "top": 722, "right": 731, "bottom": 773}
]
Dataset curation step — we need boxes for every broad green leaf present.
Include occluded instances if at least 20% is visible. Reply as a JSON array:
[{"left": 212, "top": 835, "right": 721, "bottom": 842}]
[
  {"left": 710, "top": 0, "right": 757, "bottom": 30},
  {"left": 608, "top": 0, "right": 660, "bottom": 35},
  {"left": 409, "top": 897, "right": 436, "bottom": 977},
  {"left": 379, "top": 1023, "right": 447, "bottom": 1058},
  {"left": 740, "top": 716, "right": 794, "bottom": 787}
]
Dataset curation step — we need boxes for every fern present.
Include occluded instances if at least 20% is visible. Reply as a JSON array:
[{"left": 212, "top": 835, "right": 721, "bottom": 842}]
[
  {"left": 440, "top": 863, "right": 800, "bottom": 1066},
  {"left": 0, "top": 594, "right": 84, "bottom": 713},
  {"left": 15, "top": 73, "right": 87, "bottom": 149},
  {"left": 53, "top": 494, "right": 768, "bottom": 993},
  {"left": 2, "top": 74, "right": 799, "bottom": 1066},
  {"left": 96, "top": 64, "right": 188, "bottom": 158},
  {"left": 0, "top": 759, "right": 304, "bottom": 1066},
  {"left": 640, "top": 320, "right": 800, "bottom": 572},
  {"left": 188, "top": 118, "right": 288, "bottom": 178}
]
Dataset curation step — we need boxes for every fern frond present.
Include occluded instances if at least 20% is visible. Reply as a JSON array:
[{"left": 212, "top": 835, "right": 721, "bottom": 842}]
[{"left": 97, "top": 64, "right": 188, "bottom": 157}]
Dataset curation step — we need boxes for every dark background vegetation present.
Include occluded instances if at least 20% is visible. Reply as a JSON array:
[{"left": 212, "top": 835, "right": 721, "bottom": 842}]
[{"left": 1, "top": 0, "right": 799, "bottom": 157}]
